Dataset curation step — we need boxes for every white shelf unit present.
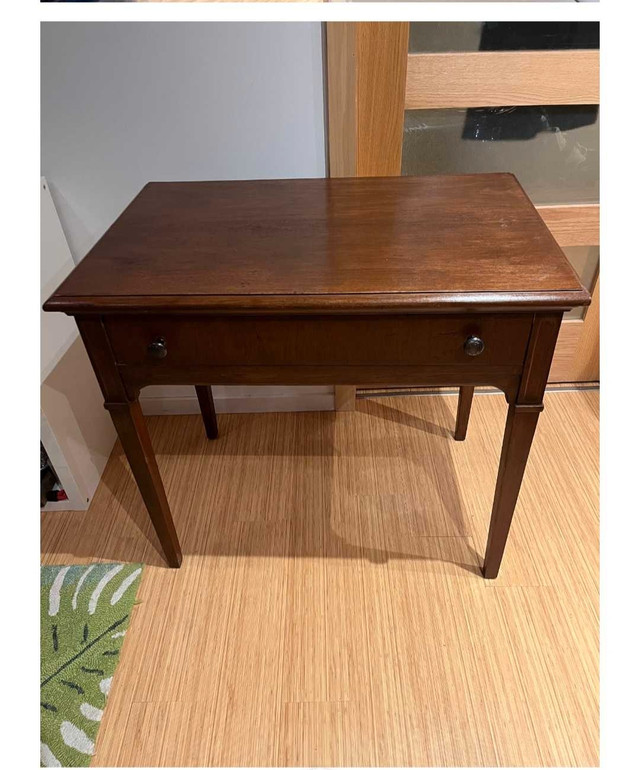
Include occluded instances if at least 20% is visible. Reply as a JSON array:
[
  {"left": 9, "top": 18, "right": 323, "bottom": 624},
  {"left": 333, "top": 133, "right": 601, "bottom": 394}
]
[{"left": 41, "top": 177, "right": 116, "bottom": 511}]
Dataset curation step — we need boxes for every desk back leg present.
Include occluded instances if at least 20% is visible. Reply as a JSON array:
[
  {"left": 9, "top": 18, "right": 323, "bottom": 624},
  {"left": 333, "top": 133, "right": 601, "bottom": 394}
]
[
  {"left": 108, "top": 401, "right": 183, "bottom": 568},
  {"left": 454, "top": 386, "right": 474, "bottom": 440},
  {"left": 195, "top": 386, "right": 219, "bottom": 439}
]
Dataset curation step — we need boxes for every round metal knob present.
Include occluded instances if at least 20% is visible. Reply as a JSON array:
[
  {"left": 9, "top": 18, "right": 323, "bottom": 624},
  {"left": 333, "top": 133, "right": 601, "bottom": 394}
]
[
  {"left": 147, "top": 337, "right": 167, "bottom": 359},
  {"left": 463, "top": 335, "right": 485, "bottom": 357}
]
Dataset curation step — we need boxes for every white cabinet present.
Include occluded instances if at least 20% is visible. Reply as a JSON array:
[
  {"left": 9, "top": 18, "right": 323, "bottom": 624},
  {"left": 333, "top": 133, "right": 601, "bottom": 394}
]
[{"left": 41, "top": 178, "right": 116, "bottom": 511}]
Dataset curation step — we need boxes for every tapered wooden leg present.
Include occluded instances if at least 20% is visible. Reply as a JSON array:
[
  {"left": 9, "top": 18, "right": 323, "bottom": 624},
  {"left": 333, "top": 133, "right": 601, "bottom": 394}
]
[
  {"left": 454, "top": 386, "right": 474, "bottom": 440},
  {"left": 195, "top": 385, "right": 219, "bottom": 439},
  {"left": 483, "top": 403, "right": 541, "bottom": 578},
  {"left": 108, "top": 400, "right": 182, "bottom": 567}
]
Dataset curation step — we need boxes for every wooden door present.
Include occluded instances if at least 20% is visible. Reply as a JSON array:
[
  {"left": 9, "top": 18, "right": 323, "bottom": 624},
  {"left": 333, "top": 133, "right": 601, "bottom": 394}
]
[{"left": 326, "top": 22, "right": 599, "bottom": 410}]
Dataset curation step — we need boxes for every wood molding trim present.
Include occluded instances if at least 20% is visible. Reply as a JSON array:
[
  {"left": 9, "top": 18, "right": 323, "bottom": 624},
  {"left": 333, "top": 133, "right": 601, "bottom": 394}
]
[
  {"left": 537, "top": 204, "right": 600, "bottom": 247},
  {"left": 326, "top": 23, "right": 357, "bottom": 177},
  {"left": 327, "top": 22, "right": 410, "bottom": 177},
  {"left": 405, "top": 50, "right": 599, "bottom": 110},
  {"left": 549, "top": 274, "right": 599, "bottom": 383}
]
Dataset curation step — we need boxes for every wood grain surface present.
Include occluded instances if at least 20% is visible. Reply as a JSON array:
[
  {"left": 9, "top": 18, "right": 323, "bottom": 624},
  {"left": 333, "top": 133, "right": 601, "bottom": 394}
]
[
  {"left": 405, "top": 50, "right": 599, "bottom": 110},
  {"left": 538, "top": 204, "right": 600, "bottom": 248},
  {"left": 44, "top": 175, "right": 589, "bottom": 314},
  {"left": 352, "top": 23, "right": 409, "bottom": 177},
  {"left": 41, "top": 390, "right": 599, "bottom": 767},
  {"left": 326, "top": 23, "right": 409, "bottom": 178},
  {"left": 104, "top": 313, "right": 533, "bottom": 367},
  {"left": 549, "top": 275, "right": 600, "bottom": 383}
]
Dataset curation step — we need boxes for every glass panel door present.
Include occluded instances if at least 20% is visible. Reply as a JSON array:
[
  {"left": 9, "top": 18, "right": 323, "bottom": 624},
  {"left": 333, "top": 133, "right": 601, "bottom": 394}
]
[{"left": 402, "top": 22, "right": 600, "bottom": 344}]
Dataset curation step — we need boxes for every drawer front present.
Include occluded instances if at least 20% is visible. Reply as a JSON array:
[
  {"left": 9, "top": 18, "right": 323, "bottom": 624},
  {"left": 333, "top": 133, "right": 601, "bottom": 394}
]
[{"left": 105, "top": 314, "right": 533, "bottom": 369}]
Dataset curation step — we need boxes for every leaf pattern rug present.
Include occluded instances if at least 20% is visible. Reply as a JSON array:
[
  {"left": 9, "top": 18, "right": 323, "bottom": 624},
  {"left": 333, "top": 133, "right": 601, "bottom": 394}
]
[{"left": 40, "top": 563, "right": 143, "bottom": 767}]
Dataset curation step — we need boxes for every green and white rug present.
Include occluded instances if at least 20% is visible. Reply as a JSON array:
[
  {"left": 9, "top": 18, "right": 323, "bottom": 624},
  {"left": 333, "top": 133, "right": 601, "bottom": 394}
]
[{"left": 40, "top": 563, "right": 143, "bottom": 767}]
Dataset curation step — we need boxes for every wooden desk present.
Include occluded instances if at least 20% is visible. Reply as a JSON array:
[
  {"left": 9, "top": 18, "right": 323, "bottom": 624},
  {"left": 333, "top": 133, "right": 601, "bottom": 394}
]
[{"left": 44, "top": 175, "right": 590, "bottom": 577}]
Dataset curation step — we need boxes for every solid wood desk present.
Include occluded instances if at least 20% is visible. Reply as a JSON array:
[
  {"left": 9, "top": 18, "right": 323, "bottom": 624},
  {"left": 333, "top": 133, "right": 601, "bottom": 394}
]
[{"left": 44, "top": 175, "right": 590, "bottom": 577}]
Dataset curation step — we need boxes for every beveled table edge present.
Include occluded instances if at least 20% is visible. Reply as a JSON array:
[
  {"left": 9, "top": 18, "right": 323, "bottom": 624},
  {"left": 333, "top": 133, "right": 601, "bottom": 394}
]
[{"left": 43, "top": 289, "right": 591, "bottom": 315}]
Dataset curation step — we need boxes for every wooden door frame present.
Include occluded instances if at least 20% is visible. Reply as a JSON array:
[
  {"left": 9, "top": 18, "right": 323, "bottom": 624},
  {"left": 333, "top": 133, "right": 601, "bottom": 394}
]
[
  {"left": 326, "top": 23, "right": 410, "bottom": 411},
  {"left": 326, "top": 22, "right": 409, "bottom": 179},
  {"left": 326, "top": 22, "right": 599, "bottom": 410}
]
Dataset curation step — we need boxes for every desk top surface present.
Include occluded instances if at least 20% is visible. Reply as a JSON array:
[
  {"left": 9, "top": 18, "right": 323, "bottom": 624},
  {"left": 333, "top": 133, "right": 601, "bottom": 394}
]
[{"left": 45, "top": 174, "right": 589, "bottom": 314}]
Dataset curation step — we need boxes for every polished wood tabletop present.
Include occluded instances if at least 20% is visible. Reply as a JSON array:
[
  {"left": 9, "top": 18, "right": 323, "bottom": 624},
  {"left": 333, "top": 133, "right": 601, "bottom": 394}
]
[
  {"left": 44, "top": 174, "right": 588, "bottom": 314},
  {"left": 44, "top": 174, "right": 590, "bottom": 578}
]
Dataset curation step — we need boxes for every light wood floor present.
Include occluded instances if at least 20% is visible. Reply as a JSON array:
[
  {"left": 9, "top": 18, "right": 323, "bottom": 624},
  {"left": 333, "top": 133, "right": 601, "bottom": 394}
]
[{"left": 41, "top": 391, "right": 599, "bottom": 767}]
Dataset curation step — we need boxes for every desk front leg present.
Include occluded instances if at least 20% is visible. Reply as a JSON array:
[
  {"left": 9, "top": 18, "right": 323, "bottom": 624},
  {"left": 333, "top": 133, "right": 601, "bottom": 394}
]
[
  {"left": 483, "top": 403, "right": 541, "bottom": 578},
  {"left": 76, "top": 316, "right": 182, "bottom": 568},
  {"left": 483, "top": 314, "right": 562, "bottom": 579},
  {"left": 107, "top": 400, "right": 182, "bottom": 568}
]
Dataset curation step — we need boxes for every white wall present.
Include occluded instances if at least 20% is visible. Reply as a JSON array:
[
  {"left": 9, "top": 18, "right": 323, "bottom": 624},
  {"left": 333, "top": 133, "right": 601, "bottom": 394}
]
[{"left": 41, "top": 22, "right": 332, "bottom": 414}]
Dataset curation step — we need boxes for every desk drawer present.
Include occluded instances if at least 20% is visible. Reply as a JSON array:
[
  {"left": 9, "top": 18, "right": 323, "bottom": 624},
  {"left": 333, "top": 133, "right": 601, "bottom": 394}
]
[{"left": 105, "top": 314, "right": 533, "bottom": 369}]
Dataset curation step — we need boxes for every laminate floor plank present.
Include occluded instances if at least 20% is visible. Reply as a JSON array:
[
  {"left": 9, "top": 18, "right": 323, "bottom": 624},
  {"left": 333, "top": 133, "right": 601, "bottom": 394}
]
[{"left": 41, "top": 391, "right": 599, "bottom": 767}]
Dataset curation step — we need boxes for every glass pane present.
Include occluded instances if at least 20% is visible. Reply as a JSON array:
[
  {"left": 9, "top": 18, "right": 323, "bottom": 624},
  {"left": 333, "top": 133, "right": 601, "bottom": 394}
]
[
  {"left": 409, "top": 22, "right": 599, "bottom": 54},
  {"left": 563, "top": 246, "right": 599, "bottom": 319},
  {"left": 402, "top": 107, "right": 599, "bottom": 206}
]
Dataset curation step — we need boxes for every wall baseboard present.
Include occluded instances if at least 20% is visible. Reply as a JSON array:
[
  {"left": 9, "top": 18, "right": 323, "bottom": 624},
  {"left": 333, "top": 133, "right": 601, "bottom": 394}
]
[{"left": 140, "top": 392, "right": 335, "bottom": 416}]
